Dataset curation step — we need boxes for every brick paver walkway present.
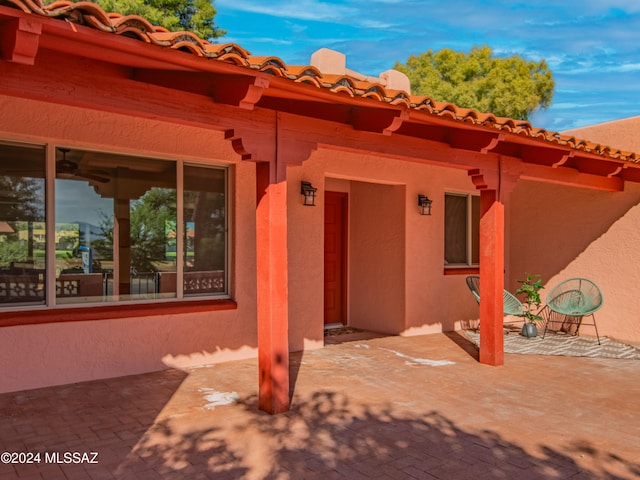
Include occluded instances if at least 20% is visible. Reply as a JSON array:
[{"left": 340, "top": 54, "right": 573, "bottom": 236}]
[{"left": 1, "top": 332, "right": 639, "bottom": 479}]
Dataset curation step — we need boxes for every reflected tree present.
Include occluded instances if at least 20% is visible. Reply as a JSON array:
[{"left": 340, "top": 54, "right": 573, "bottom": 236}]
[
  {"left": 130, "top": 188, "right": 176, "bottom": 272},
  {"left": 0, "top": 175, "right": 44, "bottom": 267},
  {"left": 92, "top": 188, "right": 177, "bottom": 273},
  {"left": 185, "top": 190, "right": 225, "bottom": 272}
]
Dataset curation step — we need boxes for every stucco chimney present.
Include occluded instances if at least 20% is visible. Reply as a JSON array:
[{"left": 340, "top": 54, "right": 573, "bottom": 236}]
[
  {"left": 379, "top": 69, "right": 411, "bottom": 93},
  {"left": 310, "top": 48, "right": 411, "bottom": 94},
  {"left": 310, "top": 48, "right": 346, "bottom": 75}
]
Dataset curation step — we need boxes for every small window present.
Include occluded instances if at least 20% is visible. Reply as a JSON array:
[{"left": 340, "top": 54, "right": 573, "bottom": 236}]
[{"left": 444, "top": 193, "right": 479, "bottom": 267}]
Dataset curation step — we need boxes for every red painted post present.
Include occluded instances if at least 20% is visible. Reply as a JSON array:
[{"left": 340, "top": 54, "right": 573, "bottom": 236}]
[
  {"left": 255, "top": 161, "right": 290, "bottom": 414},
  {"left": 479, "top": 189, "right": 505, "bottom": 366}
]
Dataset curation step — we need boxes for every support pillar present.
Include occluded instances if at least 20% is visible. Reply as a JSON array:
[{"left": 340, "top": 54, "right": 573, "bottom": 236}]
[
  {"left": 255, "top": 161, "right": 290, "bottom": 414},
  {"left": 479, "top": 189, "right": 505, "bottom": 366}
]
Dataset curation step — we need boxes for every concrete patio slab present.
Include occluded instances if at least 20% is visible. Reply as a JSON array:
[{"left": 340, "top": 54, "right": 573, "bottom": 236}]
[{"left": 1, "top": 332, "right": 639, "bottom": 479}]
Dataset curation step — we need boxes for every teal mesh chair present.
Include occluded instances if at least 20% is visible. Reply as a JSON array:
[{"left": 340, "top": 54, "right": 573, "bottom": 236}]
[
  {"left": 465, "top": 276, "right": 524, "bottom": 330},
  {"left": 541, "top": 278, "right": 602, "bottom": 344}
]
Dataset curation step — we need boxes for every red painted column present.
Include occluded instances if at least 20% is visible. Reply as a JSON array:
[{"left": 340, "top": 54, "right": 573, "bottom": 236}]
[
  {"left": 255, "top": 161, "right": 290, "bottom": 414},
  {"left": 479, "top": 189, "right": 505, "bottom": 366}
]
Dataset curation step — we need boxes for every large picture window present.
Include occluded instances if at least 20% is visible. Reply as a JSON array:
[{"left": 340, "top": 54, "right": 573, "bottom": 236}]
[
  {"left": 1, "top": 142, "right": 228, "bottom": 308},
  {"left": 444, "top": 193, "right": 479, "bottom": 267}
]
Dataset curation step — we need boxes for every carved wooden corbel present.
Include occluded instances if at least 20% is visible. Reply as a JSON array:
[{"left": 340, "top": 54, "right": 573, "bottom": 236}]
[{"left": 0, "top": 17, "right": 41, "bottom": 65}]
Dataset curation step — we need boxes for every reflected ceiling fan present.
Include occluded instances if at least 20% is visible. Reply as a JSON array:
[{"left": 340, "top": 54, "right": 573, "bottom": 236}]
[{"left": 57, "top": 148, "right": 110, "bottom": 183}]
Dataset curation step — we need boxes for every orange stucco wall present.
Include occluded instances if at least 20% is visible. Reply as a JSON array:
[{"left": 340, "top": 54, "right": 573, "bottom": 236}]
[
  {"left": 563, "top": 116, "right": 640, "bottom": 153},
  {"left": 506, "top": 116, "right": 640, "bottom": 345},
  {"left": 0, "top": 95, "right": 260, "bottom": 393},
  {"left": 285, "top": 147, "right": 483, "bottom": 354},
  {"left": 8, "top": 94, "right": 639, "bottom": 395},
  {"left": 349, "top": 181, "right": 406, "bottom": 334},
  {"left": 508, "top": 178, "right": 640, "bottom": 344}
]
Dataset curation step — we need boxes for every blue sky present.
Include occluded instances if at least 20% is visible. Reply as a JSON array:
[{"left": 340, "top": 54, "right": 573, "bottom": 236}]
[{"left": 214, "top": 0, "right": 640, "bottom": 132}]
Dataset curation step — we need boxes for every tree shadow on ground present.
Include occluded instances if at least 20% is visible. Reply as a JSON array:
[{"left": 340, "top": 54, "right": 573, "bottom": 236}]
[{"left": 123, "top": 390, "right": 640, "bottom": 480}]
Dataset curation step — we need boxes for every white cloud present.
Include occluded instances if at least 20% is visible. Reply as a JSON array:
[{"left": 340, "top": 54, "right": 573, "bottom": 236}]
[
  {"left": 608, "top": 63, "right": 640, "bottom": 73},
  {"left": 569, "top": 0, "right": 640, "bottom": 14},
  {"left": 223, "top": 36, "right": 294, "bottom": 47},
  {"left": 216, "top": 0, "right": 356, "bottom": 22},
  {"left": 215, "top": 0, "right": 640, "bottom": 130}
]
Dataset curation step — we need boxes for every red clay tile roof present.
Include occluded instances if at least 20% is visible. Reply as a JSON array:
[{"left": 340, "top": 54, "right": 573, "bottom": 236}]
[{"left": 2, "top": 0, "right": 639, "bottom": 164}]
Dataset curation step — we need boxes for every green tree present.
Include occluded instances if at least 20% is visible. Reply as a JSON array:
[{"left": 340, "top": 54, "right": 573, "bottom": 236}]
[
  {"left": 47, "top": 0, "right": 225, "bottom": 40},
  {"left": 394, "top": 45, "right": 554, "bottom": 120},
  {"left": 92, "top": 188, "right": 176, "bottom": 273}
]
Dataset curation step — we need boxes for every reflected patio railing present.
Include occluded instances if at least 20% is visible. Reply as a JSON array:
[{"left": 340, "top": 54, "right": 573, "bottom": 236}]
[{"left": 0, "top": 270, "right": 224, "bottom": 304}]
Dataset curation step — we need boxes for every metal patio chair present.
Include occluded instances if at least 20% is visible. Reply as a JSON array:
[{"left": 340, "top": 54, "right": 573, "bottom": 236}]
[
  {"left": 541, "top": 277, "right": 602, "bottom": 344},
  {"left": 465, "top": 275, "right": 524, "bottom": 331}
]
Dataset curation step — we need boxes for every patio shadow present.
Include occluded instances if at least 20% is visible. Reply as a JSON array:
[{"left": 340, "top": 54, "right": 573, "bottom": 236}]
[{"left": 120, "top": 390, "right": 640, "bottom": 479}]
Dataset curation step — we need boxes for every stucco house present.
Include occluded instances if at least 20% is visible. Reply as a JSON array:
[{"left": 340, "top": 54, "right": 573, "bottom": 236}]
[{"left": 1, "top": 1, "right": 640, "bottom": 414}]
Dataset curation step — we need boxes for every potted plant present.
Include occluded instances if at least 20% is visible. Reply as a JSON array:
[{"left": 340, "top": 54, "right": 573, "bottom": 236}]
[{"left": 515, "top": 273, "right": 544, "bottom": 338}]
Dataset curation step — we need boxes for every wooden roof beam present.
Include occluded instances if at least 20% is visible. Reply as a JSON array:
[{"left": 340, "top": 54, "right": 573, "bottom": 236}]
[
  {"left": 521, "top": 145, "right": 573, "bottom": 167},
  {"left": 448, "top": 129, "right": 503, "bottom": 153},
  {"left": 0, "top": 16, "right": 41, "bottom": 65},
  {"left": 350, "top": 107, "right": 409, "bottom": 135},
  {"left": 504, "top": 159, "right": 624, "bottom": 192},
  {"left": 212, "top": 75, "right": 269, "bottom": 110},
  {"left": 572, "top": 156, "right": 629, "bottom": 178}
]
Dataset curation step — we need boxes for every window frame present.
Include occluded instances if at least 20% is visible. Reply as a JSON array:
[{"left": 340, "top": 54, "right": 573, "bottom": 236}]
[
  {"left": 444, "top": 192, "right": 480, "bottom": 270},
  {"left": 1, "top": 140, "right": 232, "bottom": 314}
]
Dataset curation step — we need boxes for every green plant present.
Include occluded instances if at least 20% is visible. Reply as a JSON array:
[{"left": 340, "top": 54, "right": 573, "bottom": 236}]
[{"left": 515, "top": 273, "right": 544, "bottom": 323}]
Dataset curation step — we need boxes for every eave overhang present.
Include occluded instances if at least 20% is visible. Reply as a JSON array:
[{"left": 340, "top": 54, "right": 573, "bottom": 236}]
[{"left": 1, "top": 4, "right": 639, "bottom": 191}]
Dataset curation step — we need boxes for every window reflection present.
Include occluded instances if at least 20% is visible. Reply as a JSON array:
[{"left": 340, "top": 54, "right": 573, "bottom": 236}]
[
  {"left": 0, "top": 143, "right": 46, "bottom": 305},
  {"left": 1, "top": 143, "right": 228, "bottom": 309},
  {"left": 55, "top": 148, "right": 177, "bottom": 303},
  {"left": 183, "top": 165, "right": 227, "bottom": 296}
]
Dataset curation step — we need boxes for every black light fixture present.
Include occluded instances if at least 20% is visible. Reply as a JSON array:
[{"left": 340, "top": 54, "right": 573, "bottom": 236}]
[
  {"left": 301, "top": 181, "right": 317, "bottom": 206},
  {"left": 418, "top": 194, "right": 433, "bottom": 215}
]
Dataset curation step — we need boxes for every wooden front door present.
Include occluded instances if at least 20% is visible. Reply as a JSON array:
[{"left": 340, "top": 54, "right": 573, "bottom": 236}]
[{"left": 324, "top": 191, "right": 348, "bottom": 325}]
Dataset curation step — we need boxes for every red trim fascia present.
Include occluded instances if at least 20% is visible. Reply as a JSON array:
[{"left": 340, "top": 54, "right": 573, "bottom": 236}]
[
  {"left": 444, "top": 267, "right": 479, "bottom": 276},
  {"left": 0, "top": 299, "right": 237, "bottom": 328}
]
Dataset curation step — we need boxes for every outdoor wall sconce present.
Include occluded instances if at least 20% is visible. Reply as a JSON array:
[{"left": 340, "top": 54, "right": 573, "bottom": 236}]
[
  {"left": 301, "top": 181, "right": 317, "bottom": 206},
  {"left": 418, "top": 194, "right": 433, "bottom": 215}
]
